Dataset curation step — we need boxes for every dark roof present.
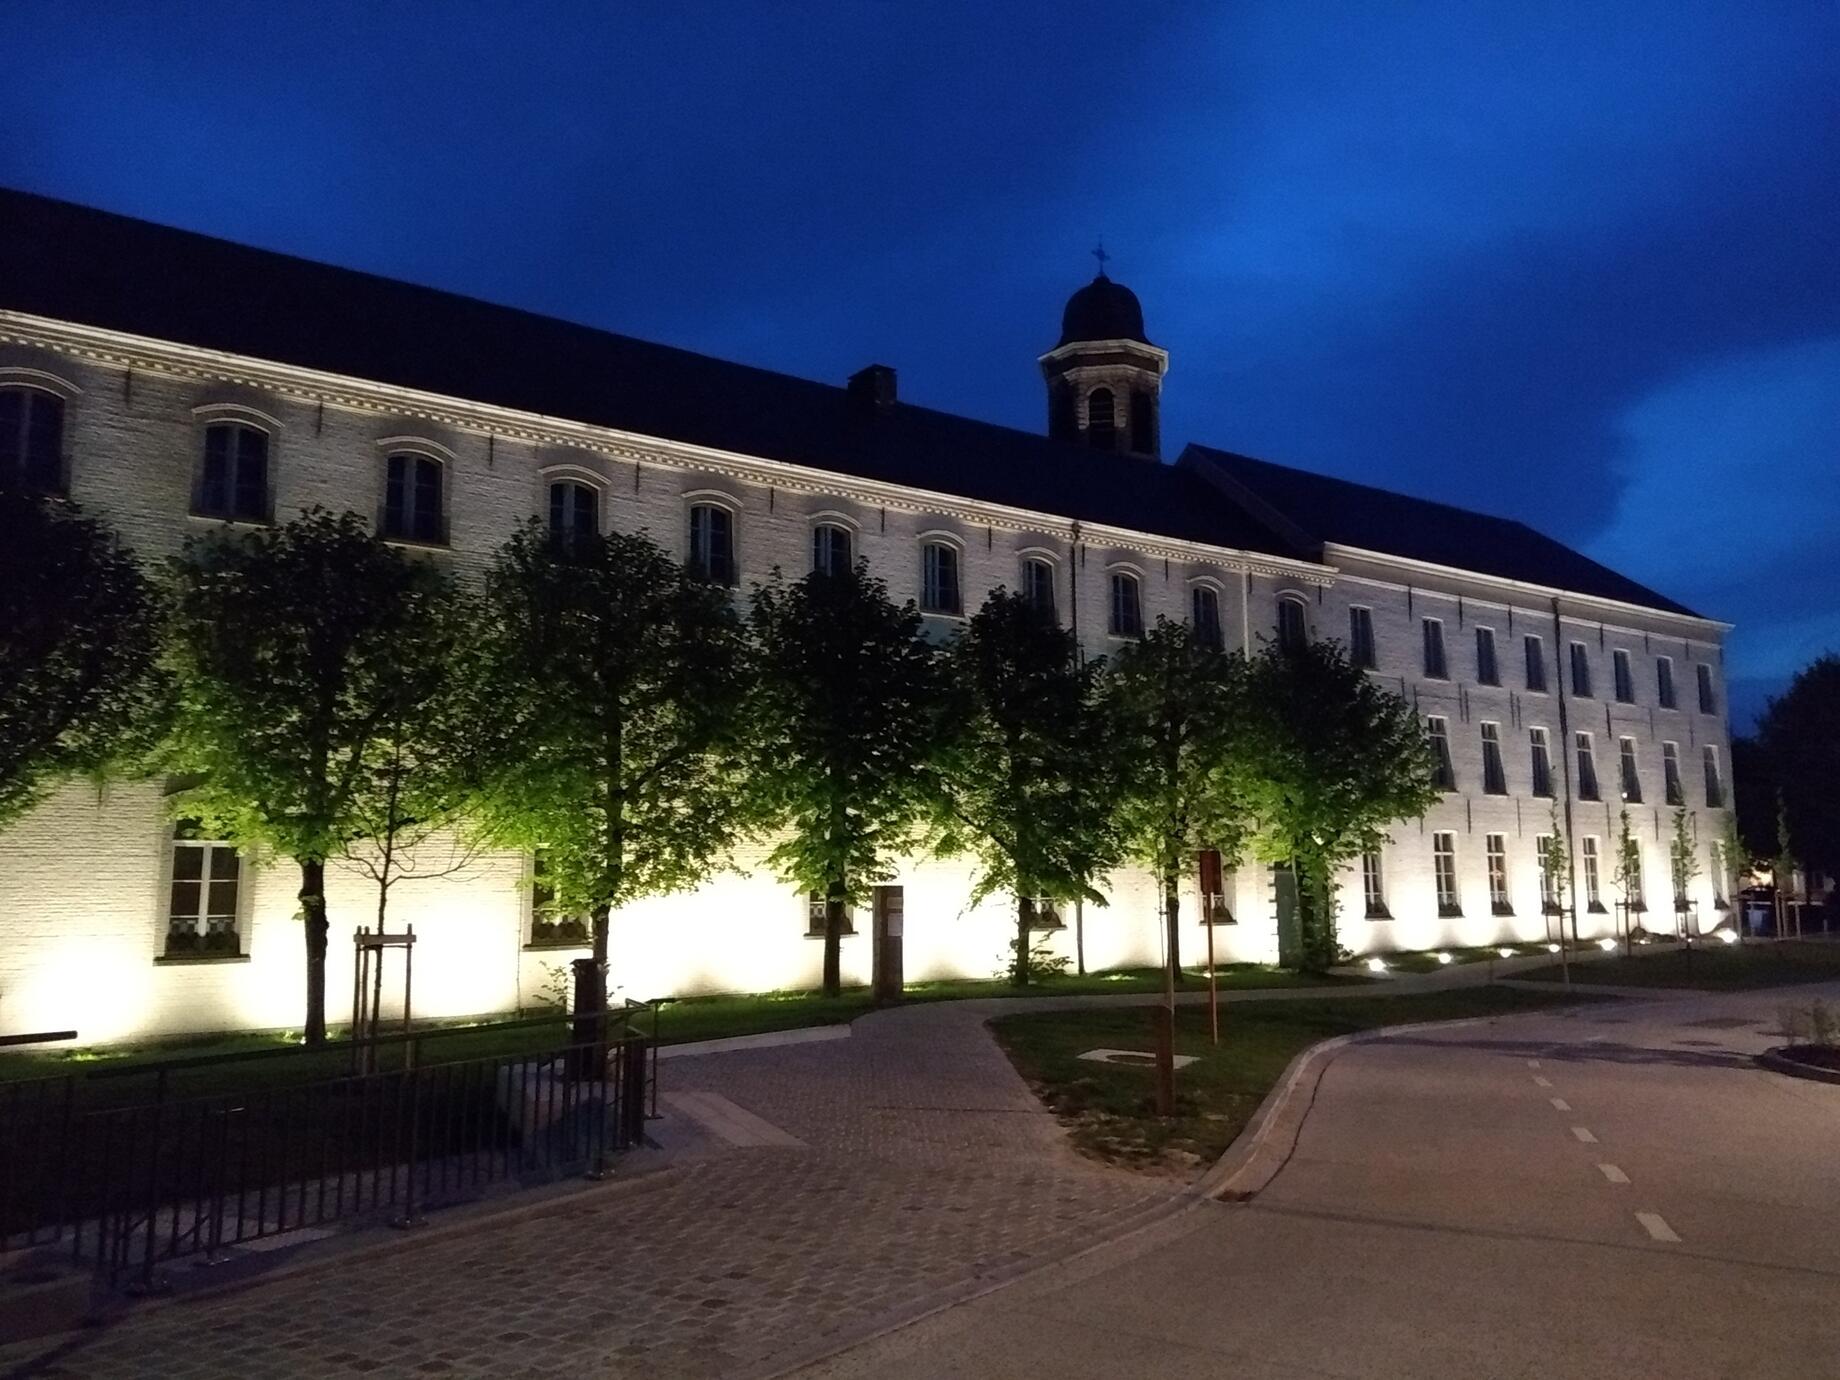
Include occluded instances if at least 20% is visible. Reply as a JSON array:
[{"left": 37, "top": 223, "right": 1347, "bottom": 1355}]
[
  {"left": 0, "top": 187, "right": 1291, "bottom": 559},
  {"left": 1183, "top": 445, "right": 1702, "bottom": 618},
  {"left": 1057, "top": 274, "right": 1150, "bottom": 348}
]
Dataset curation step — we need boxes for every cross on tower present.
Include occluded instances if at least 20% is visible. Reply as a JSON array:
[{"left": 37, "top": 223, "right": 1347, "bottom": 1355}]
[{"left": 1091, "top": 241, "right": 1110, "bottom": 276}]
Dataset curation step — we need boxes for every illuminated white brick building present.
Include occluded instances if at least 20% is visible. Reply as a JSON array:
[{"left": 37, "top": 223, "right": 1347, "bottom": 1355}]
[{"left": 0, "top": 190, "right": 1733, "bottom": 1041}]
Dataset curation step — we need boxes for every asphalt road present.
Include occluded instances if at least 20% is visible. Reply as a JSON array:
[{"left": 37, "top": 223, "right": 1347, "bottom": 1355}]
[{"left": 798, "top": 982, "right": 1840, "bottom": 1379}]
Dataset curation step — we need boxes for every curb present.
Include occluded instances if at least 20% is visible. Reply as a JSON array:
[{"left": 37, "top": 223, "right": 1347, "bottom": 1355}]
[
  {"left": 657, "top": 1024, "right": 853, "bottom": 1059},
  {"left": 1755, "top": 1046, "right": 1840, "bottom": 1086}
]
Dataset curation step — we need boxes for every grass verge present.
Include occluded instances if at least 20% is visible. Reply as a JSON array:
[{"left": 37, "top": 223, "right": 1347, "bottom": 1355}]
[
  {"left": 991, "top": 986, "right": 1592, "bottom": 1179},
  {"left": 1516, "top": 939, "right": 1840, "bottom": 991}
]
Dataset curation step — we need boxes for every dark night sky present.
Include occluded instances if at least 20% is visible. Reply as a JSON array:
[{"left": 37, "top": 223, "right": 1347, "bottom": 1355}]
[{"left": 3, "top": 3, "right": 1834, "bottom": 727}]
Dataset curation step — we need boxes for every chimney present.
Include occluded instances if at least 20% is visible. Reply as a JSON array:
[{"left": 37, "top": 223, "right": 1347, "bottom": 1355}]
[{"left": 847, "top": 363, "right": 897, "bottom": 407}]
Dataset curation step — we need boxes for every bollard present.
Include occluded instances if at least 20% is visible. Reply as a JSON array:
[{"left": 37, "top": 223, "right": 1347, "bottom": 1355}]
[{"left": 1152, "top": 1004, "right": 1175, "bottom": 1117}]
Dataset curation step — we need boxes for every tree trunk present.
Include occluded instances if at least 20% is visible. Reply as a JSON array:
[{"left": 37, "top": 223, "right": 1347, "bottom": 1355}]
[
  {"left": 299, "top": 858, "right": 329, "bottom": 1046},
  {"left": 1013, "top": 896, "right": 1031, "bottom": 987},
  {"left": 822, "top": 877, "right": 845, "bottom": 998},
  {"left": 1295, "top": 856, "right": 1337, "bottom": 974},
  {"left": 1163, "top": 865, "right": 1185, "bottom": 988}
]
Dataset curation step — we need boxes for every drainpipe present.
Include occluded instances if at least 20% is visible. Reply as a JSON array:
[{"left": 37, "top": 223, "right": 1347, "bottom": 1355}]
[
  {"left": 1069, "top": 522, "right": 1085, "bottom": 975},
  {"left": 1552, "top": 597, "right": 1581, "bottom": 954}
]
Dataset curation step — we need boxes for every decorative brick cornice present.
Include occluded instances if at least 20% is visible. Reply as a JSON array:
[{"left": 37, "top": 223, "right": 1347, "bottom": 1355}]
[{"left": 0, "top": 311, "right": 1333, "bottom": 584}]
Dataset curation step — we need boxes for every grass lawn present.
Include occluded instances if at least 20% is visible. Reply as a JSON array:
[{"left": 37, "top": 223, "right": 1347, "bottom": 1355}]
[
  {"left": 1517, "top": 939, "right": 1840, "bottom": 991},
  {"left": 1378, "top": 943, "right": 1562, "bottom": 975},
  {"left": 991, "top": 986, "right": 1591, "bottom": 1178},
  {"left": 0, "top": 963, "right": 1364, "bottom": 1097}
]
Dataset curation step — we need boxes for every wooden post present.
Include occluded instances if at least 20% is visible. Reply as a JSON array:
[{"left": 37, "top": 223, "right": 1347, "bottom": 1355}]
[
  {"left": 1152, "top": 1004, "right": 1175, "bottom": 1117},
  {"left": 1206, "top": 908, "right": 1219, "bottom": 1046}
]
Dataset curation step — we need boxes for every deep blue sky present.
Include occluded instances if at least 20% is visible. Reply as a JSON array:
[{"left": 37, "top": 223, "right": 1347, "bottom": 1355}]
[{"left": 4, "top": 2, "right": 1834, "bottom": 727}]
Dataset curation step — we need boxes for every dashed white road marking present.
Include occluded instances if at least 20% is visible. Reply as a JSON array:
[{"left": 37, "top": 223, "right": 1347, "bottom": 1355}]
[
  {"left": 1532, "top": 1075, "right": 1553, "bottom": 1088},
  {"left": 1598, "top": 1163, "right": 1630, "bottom": 1184},
  {"left": 1636, "top": 1211, "right": 1680, "bottom": 1243},
  {"left": 1550, "top": 1097, "right": 1572, "bottom": 1112},
  {"left": 1572, "top": 1126, "right": 1599, "bottom": 1144}
]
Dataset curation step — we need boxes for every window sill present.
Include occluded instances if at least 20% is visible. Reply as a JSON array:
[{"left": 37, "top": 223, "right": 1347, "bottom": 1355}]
[
  {"left": 155, "top": 952, "right": 250, "bottom": 967},
  {"left": 920, "top": 609, "right": 967, "bottom": 622},
  {"left": 187, "top": 511, "right": 270, "bottom": 528},
  {"left": 804, "top": 930, "right": 858, "bottom": 940},
  {"left": 1029, "top": 923, "right": 1067, "bottom": 933},
  {"left": 1587, "top": 903, "right": 1607, "bottom": 914},
  {"left": 1437, "top": 907, "right": 1464, "bottom": 919},
  {"left": 382, "top": 534, "right": 451, "bottom": 552},
  {"left": 1491, "top": 905, "right": 1516, "bottom": 917},
  {"left": 1364, "top": 910, "right": 1392, "bottom": 922},
  {"left": 1201, "top": 915, "right": 1237, "bottom": 927},
  {"left": 524, "top": 939, "right": 592, "bottom": 952}
]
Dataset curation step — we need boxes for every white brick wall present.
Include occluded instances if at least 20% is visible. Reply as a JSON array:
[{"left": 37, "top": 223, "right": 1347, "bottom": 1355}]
[{"left": 0, "top": 322, "right": 1735, "bottom": 1041}]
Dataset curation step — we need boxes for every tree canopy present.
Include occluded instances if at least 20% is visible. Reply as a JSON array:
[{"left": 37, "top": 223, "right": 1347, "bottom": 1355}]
[
  {"left": 1756, "top": 653, "right": 1840, "bottom": 882},
  {"left": 473, "top": 522, "right": 752, "bottom": 992},
  {"left": 1240, "top": 637, "right": 1436, "bottom": 971},
  {"left": 0, "top": 492, "right": 161, "bottom": 830},
  {"left": 927, "top": 589, "right": 1117, "bottom": 985},
  {"left": 165, "top": 508, "right": 456, "bottom": 1042},
  {"left": 1103, "top": 618, "right": 1250, "bottom": 983},
  {"left": 748, "top": 563, "right": 942, "bottom": 995}
]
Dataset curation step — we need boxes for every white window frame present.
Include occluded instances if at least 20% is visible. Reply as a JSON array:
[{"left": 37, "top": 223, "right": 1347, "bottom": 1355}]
[
  {"left": 920, "top": 533, "right": 966, "bottom": 616},
  {"left": 1480, "top": 721, "right": 1508, "bottom": 795},
  {"left": 378, "top": 438, "right": 453, "bottom": 547},
  {"left": 1019, "top": 549, "right": 1059, "bottom": 619},
  {"left": 159, "top": 823, "right": 248, "bottom": 961},
  {"left": 685, "top": 490, "right": 742, "bottom": 586},
  {"left": 0, "top": 367, "right": 80, "bottom": 494},
  {"left": 1433, "top": 833, "right": 1461, "bottom": 917},
  {"left": 1485, "top": 833, "right": 1512, "bottom": 916},
  {"left": 543, "top": 469, "right": 605, "bottom": 551},
  {"left": 1529, "top": 726, "right": 1554, "bottom": 798},
  {"left": 1421, "top": 617, "right": 1449, "bottom": 680},
  {"left": 1475, "top": 626, "right": 1499, "bottom": 686},
  {"left": 191, "top": 403, "right": 280, "bottom": 526},
  {"left": 1189, "top": 579, "right": 1225, "bottom": 650},
  {"left": 1348, "top": 605, "right": 1377, "bottom": 669},
  {"left": 1581, "top": 835, "right": 1604, "bottom": 911},
  {"left": 1108, "top": 565, "right": 1145, "bottom": 639}
]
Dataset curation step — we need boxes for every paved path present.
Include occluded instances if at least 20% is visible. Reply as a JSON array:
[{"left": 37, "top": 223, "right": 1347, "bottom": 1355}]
[
  {"left": 800, "top": 982, "right": 1840, "bottom": 1379},
  {"left": 0, "top": 996, "right": 1175, "bottom": 1379}
]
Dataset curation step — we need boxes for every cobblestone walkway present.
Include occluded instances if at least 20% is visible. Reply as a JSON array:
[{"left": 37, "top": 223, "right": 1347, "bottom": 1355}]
[{"left": 2, "top": 1001, "right": 1174, "bottom": 1379}]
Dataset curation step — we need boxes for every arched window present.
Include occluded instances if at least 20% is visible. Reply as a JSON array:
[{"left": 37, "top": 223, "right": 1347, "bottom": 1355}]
[
  {"left": 1130, "top": 388, "right": 1156, "bottom": 455},
  {"left": 688, "top": 502, "right": 737, "bottom": 585},
  {"left": 0, "top": 386, "right": 65, "bottom": 493},
  {"left": 196, "top": 421, "right": 270, "bottom": 522},
  {"left": 383, "top": 452, "right": 445, "bottom": 544},
  {"left": 1190, "top": 585, "right": 1223, "bottom": 650},
  {"left": 1277, "top": 595, "right": 1308, "bottom": 653},
  {"left": 1022, "top": 557, "right": 1056, "bottom": 618},
  {"left": 1109, "top": 570, "right": 1143, "bottom": 637},
  {"left": 548, "top": 479, "right": 599, "bottom": 553},
  {"left": 1086, "top": 388, "right": 1116, "bottom": 451},
  {"left": 921, "top": 540, "right": 961, "bottom": 614},
  {"left": 812, "top": 522, "right": 852, "bottom": 576}
]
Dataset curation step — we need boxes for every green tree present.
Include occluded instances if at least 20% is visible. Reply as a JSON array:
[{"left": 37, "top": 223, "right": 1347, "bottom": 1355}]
[
  {"left": 927, "top": 589, "right": 1117, "bottom": 987},
  {"left": 473, "top": 522, "right": 750, "bottom": 1008},
  {"left": 166, "top": 509, "right": 456, "bottom": 1044},
  {"left": 1757, "top": 653, "right": 1840, "bottom": 882},
  {"left": 1240, "top": 638, "right": 1437, "bottom": 972},
  {"left": 1539, "top": 804, "right": 1571, "bottom": 921},
  {"left": 0, "top": 492, "right": 162, "bottom": 830},
  {"left": 1103, "top": 619, "right": 1250, "bottom": 985},
  {"left": 748, "top": 563, "right": 942, "bottom": 997},
  {"left": 1668, "top": 807, "right": 1700, "bottom": 929},
  {"left": 1612, "top": 807, "right": 1644, "bottom": 947}
]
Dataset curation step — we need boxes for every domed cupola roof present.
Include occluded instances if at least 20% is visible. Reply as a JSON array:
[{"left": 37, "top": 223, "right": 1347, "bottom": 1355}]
[{"left": 1057, "top": 273, "right": 1151, "bottom": 347}]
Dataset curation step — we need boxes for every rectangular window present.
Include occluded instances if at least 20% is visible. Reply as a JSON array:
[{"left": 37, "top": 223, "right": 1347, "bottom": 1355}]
[
  {"left": 1421, "top": 618, "right": 1448, "bottom": 679},
  {"left": 1277, "top": 597, "right": 1307, "bottom": 652},
  {"left": 1486, "top": 834, "right": 1512, "bottom": 915},
  {"left": 1710, "top": 842, "right": 1728, "bottom": 908},
  {"left": 1613, "top": 649, "right": 1635, "bottom": 704},
  {"left": 1575, "top": 732, "right": 1600, "bottom": 801},
  {"left": 1569, "top": 642, "right": 1593, "bottom": 698},
  {"left": 1622, "top": 838, "right": 1646, "bottom": 911},
  {"left": 806, "top": 892, "right": 856, "bottom": 937},
  {"left": 1581, "top": 836, "right": 1604, "bottom": 911},
  {"left": 1536, "top": 835, "right": 1561, "bottom": 914},
  {"left": 1190, "top": 586, "right": 1223, "bottom": 650},
  {"left": 1662, "top": 742, "right": 1683, "bottom": 805},
  {"left": 1703, "top": 745, "right": 1724, "bottom": 807},
  {"left": 1362, "top": 850, "right": 1388, "bottom": 919},
  {"left": 197, "top": 422, "right": 270, "bottom": 522},
  {"left": 1529, "top": 727, "right": 1554, "bottom": 798},
  {"left": 528, "top": 851, "right": 590, "bottom": 947},
  {"left": 1480, "top": 722, "right": 1508, "bottom": 795},
  {"left": 1656, "top": 656, "right": 1677, "bottom": 709},
  {"left": 1020, "top": 894, "right": 1065, "bottom": 930},
  {"left": 548, "top": 480, "right": 599, "bottom": 553},
  {"left": 1433, "top": 833, "right": 1461, "bottom": 916},
  {"left": 812, "top": 523, "right": 852, "bottom": 576},
  {"left": 922, "top": 542, "right": 962, "bottom": 614},
  {"left": 1475, "top": 627, "right": 1499, "bottom": 686},
  {"left": 1110, "top": 573, "right": 1144, "bottom": 637},
  {"left": 689, "top": 503, "right": 737, "bottom": 585},
  {"left": 1022, "top": 558, "right": 1057, "bottom": 619},
  {"left": 1199, "top": 848, "right": 1232, "bottom": 924},
  {"left": 1619, "top": 737, "right": 1642, "bottom": 803},
  {"left": 383, "top": 453, "right": 445, "bottom": 544},
  {"left": 1524, "top": 635, "right": 1547, "bottom": 693},
  {"left": 1428, "top": 716, "right": 1456, "bottom": 791},
  {"left": 0, "top": 387, "right": 66, "bottom": 492},
  {"left": 1348, "top": 606, "right": 1377, "bottom": 669},
  {"left": 165, "top": 823, "right": 242, "bottom": 958},
  {"left": 1697, "top": 663, "right": 1717, "bottom": 714}
]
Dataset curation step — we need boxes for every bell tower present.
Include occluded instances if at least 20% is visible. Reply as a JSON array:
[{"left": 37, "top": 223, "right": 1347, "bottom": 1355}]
[{"left": 1039, "top": 248, "right": 1169, "bottom": 458}]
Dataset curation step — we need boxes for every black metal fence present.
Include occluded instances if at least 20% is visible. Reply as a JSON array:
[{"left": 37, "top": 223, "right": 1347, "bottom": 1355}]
[{"left": 1, "top": 1018, "right": 650, "bottom": 1292}]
